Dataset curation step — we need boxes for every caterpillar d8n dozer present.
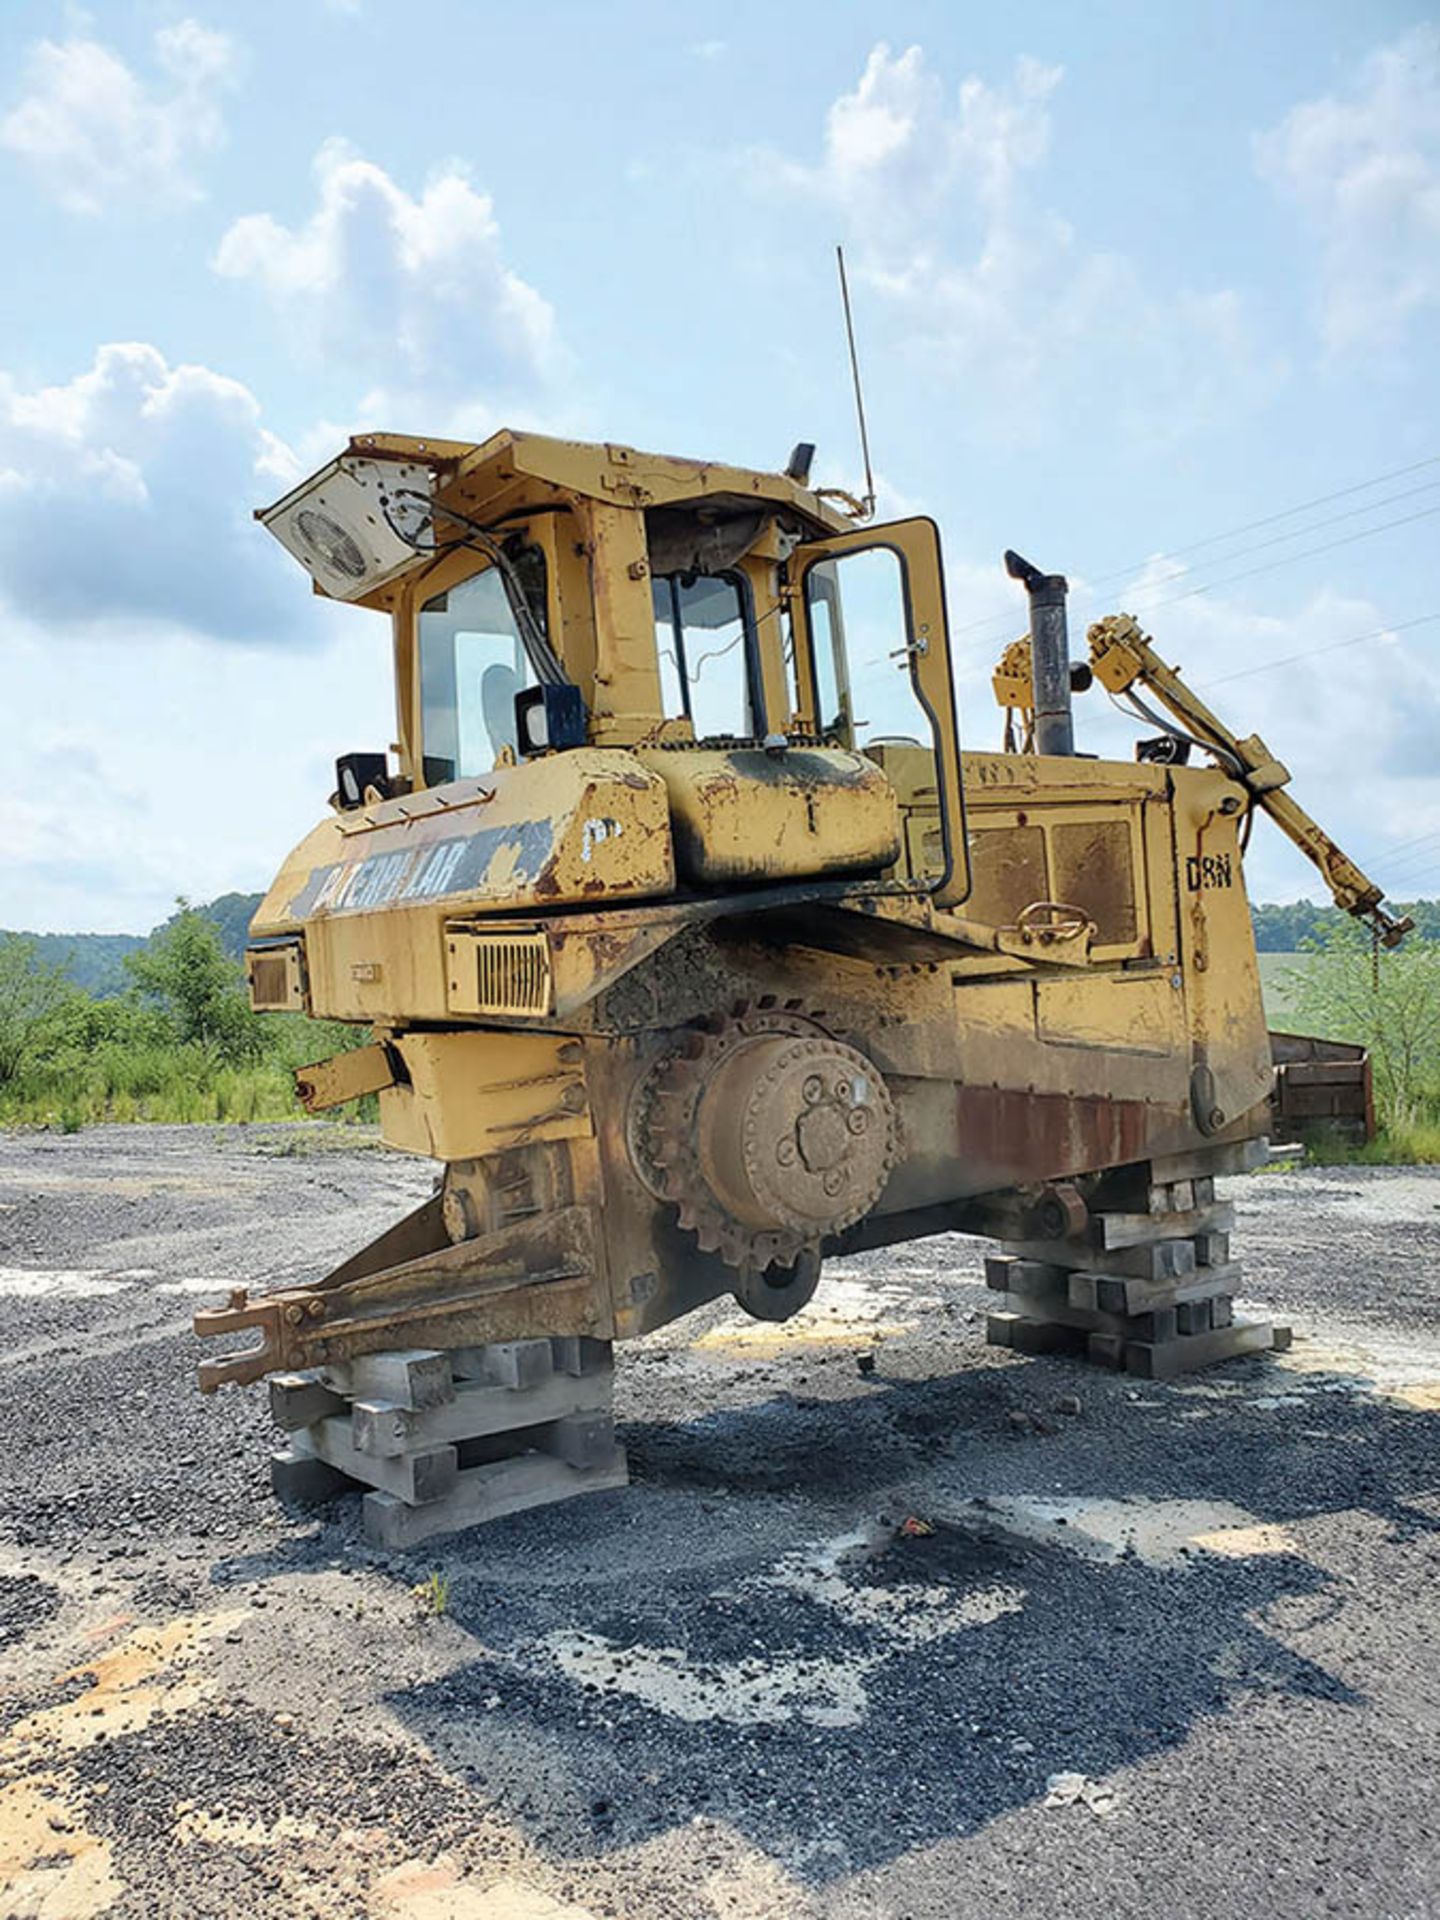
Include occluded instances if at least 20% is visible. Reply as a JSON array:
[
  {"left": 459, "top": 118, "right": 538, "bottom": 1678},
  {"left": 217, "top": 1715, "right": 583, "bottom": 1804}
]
[{"left": 195, "top": 430, "right": 1410, "bottom": 1547}]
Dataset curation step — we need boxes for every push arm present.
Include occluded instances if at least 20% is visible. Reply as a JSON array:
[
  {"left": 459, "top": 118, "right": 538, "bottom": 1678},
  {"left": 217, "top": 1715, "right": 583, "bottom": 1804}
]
[{"left": 1088, "top": 614, "right": 1412, "bottom": 948}]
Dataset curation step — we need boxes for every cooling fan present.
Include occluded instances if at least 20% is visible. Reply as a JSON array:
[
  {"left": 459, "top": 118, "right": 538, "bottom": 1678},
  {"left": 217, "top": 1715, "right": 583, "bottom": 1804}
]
[{"left": 259, "top": 455, "right": 436, "bottom": 600}]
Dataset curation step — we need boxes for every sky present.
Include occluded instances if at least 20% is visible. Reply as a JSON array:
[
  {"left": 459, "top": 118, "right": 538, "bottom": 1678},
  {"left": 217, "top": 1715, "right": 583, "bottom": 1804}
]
[{"left": 1, "top": 0, "right": 1438, "bottom": 933}]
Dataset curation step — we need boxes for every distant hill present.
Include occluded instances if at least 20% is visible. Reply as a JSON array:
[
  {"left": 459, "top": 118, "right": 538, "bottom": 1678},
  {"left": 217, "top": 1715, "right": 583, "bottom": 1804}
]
[
  {"left": 1251, "top": 897, "right": 1438, "bottom": 949},
  {"left": 2, "top": 892, "right": 264, "bottom": 997}
]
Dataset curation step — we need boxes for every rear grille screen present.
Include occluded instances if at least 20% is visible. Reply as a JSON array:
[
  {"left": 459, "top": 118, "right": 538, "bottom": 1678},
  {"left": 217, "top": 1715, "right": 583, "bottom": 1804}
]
[{"left": 446, "top": 931, "right": 553, "bottom": 1016}]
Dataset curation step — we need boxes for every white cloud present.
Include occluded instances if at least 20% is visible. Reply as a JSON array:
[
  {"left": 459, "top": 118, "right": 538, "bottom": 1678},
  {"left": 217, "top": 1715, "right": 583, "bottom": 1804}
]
[
  {"left": 0, "top": 616, "right": 392, "bottom": 933},
  {"left": 1257, "top": 27, "right": 1440, "bottom": 352},
  {"left": 214, "top": 143, "right": 563, "bottom": 423},
  {"left": 0, "top": 18, "right": 240, "bottom": 214},
  {"left": 0, "top": 342, "right": 302, "bottom": 642},
  {"left": 767, "top": 43, "right": 1276, "bottom": 438}
]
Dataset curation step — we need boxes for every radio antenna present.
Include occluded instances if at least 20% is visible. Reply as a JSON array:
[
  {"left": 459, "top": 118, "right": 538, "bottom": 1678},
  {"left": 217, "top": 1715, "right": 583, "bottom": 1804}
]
[{"left": 836, "top": 245, "right": 876, "bottom": 520}]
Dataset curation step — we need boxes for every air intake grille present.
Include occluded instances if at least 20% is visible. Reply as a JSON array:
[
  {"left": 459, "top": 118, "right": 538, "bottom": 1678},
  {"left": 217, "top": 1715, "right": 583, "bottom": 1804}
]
[{"left": 446, "top": 931, "right": 553, "bottom": 1017}]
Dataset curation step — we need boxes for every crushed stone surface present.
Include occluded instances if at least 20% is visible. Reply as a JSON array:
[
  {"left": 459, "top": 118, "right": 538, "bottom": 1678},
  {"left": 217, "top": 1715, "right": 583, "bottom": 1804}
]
[{"left": 0, "top": 1124, "right": 1437, "bottom": 1919}]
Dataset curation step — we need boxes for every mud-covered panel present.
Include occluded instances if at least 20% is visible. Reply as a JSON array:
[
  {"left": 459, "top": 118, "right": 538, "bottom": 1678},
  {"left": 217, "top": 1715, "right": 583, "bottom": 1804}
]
[
  {"left": 638, "top": 746, "right": 899, "bottom": 886},
  {"left": 1049, "top": 818, "right": 1139, "bottom": 945},
  {"left": 967, "top": 824, "right": 1048, "bottom": 925}
]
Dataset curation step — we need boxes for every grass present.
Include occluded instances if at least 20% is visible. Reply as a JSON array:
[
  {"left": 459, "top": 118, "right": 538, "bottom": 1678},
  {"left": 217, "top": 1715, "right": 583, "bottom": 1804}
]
[
  {"left": 413, "top": 1570, "right": 451, "bottom": 1617},
  {"left": 0, "top": 1056, "right": 375, "bottom": 1131}
]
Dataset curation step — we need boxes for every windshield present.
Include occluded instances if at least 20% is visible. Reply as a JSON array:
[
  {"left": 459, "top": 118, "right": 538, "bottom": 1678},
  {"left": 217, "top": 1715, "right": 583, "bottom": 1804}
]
[
  {"left": 419, "top": 559, "right": 545, "bottom": 783},
  {"left": 651, "top": 571, "right": 758, "bottom": 740}
]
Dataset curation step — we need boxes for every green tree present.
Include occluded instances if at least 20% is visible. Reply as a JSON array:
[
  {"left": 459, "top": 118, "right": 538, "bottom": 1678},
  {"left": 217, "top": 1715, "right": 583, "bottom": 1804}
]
[
  {"left": 0, "top": 936, "right": 80, "bottom": 1084},
  {"left": 1282, "top": 922, "right": 1440, "bottom": 1116},
  {"left": 126, "top": 901, "right": 268, "bottom": 1066}
]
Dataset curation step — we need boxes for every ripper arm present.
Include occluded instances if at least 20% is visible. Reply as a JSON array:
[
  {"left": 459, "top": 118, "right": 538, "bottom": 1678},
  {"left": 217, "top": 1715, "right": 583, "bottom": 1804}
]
[{"left": 1088, "top": 614, "right": 1413, "bottom": 948}]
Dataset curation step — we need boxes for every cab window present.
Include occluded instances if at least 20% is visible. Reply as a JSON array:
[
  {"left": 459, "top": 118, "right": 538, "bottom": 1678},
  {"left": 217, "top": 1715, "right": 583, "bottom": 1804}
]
[
  {"left": 419, "top": 555, "right": 547, "bottom": 783},
  {"left": 651, "top": 571, "right": 761, "bottom": 740}
]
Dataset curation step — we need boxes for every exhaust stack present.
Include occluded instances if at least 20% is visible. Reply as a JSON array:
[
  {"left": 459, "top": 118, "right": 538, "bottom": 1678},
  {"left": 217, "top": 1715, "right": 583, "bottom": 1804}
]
[{"left": 1004, "top": 549, "right": 1074, "bottom": 757}]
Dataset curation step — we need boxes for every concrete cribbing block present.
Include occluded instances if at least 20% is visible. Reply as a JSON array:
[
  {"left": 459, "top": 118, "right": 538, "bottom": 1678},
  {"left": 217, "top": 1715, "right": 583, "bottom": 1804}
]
[
  {"left": 985, "top": 1311, "right": 1086, "bottom": 1357},
  {"left": 321, "top": 1349, "right": 454, "bottom": 1411},
  {"left": 270, "top": 1447, "right": 355, "bottom": 1507},
  {"left": 348, "top": 1366, "right": 613, "bottom": 1459},
  {"left": 1087, "top": 1332, "right": 1127, "bottom": 1369},
  {"left": 1104, "top": 1237, "right": 1198, "bottom": 1282},
  {"left": 1175, "top": 1298, "right": 1215, "bottom": 1335},
  {"left": 451, "top": 1338, "right": 554, "bottom": 1391},
  {"left": 550, "top": 1336, "right": 614, "bottom": 1377},
  {"left": 1124, "top": 1317, "right": 1274, "bottom": 1380},
  {"left": 361, "top": 1447, "right": 629, "bottom": 1550},
  {"left": 297, "top": 1423, "right": 459, "bottom": 1504},
  {"left": 1092, "top": 1200, "right": 1236, "bottom": 1253},
  {"left": 985, "top": 1256, "right": 1069, "bottom": 1300},
  {"left": 1076, "top": 1262, "right": 1240, "bottom": 1317},
  {"left": 1193, "top": 1230, "right": 1231, "bottom": 1269},
  {"left": 545, "top": 1412, "right": 619, "bottom": 1470},
  {"left": 269, "top": 1372, "right": 348, "bottom": 1431}
]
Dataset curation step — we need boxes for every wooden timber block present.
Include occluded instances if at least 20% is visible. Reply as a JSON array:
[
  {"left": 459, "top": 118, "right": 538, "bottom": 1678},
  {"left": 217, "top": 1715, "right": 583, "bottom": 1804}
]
[
  {"left": 1176, "top": 1298, "right": 1215, "bottom": 1335},
  {"left": 1092, "top": 1200, "right": 1236, "bottom": 1252},
  {"left": 270, "top": 1372, "right": 348, "bottom": 1431},
  {"left": 361, "top": 1446, "right": 629, "bottom": 1550},
  {"left": 297, "top": 1423, "right": 459, "bottom": 1503},
  {"left": 1124, "top": 1317, "right": 1275, "bottom": 1380},
  {"left": 1070, "top": 1262, "right": 1240, "bottom": 1317},
  {"left": 270, "top": 1447, "right": 355, "bottom": 1507},
  {"left": 348, "top": 1365, "right": 613, "bottom": 1459},
  {"left": 321, "top": 1350, "right": 454, "bottom": 1412},
  {"left": 1212, "top": 1295, "right": 1234, "bottom": 1328},
  {"left": 985, "top": 1256, "right": 1069, "bottom": 1300},
  {"left": 451, "top": 1338, "right": 554, "bottom": 1390},
  {"left": 1150, "top": 1137, "right": 1268, "bottom": 1183}
]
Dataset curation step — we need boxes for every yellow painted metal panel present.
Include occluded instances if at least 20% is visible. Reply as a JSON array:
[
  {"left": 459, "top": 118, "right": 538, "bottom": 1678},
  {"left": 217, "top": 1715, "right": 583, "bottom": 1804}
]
[
  {"left": 379, "top": 1030, "right": 591, "bottom": 1160},
  {"left": 1035, "top": 973, "right": 1181, "bottom": 1056}
]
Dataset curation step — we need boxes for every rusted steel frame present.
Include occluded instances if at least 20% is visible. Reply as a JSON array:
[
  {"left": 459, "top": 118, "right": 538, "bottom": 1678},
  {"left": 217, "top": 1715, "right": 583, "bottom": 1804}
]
[{"left": 195, "top": 1204, "right": 605, "bottom": 1390}]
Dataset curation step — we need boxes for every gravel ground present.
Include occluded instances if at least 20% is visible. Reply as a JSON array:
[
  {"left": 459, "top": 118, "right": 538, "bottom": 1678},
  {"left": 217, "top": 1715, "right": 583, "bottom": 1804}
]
[{"left": 1, "top": 1124, "right": 1437, "bottom": 1920}]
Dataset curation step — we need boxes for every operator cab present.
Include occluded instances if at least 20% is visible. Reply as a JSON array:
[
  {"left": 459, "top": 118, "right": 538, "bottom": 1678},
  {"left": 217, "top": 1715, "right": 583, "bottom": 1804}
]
[{"left": 257, "top": 429, "right": 973, "bottom": 907}]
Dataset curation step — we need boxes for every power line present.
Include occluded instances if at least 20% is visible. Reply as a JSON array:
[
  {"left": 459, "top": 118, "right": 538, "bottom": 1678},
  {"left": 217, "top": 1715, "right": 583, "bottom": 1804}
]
[
  {"left": 949, "top": 448, "right": 1440, "bottom": 647},
  {"left": 1123, "top": 501, "right": 1440, "bottom": 619},
  {"left": 1201, "top": 612, "right": 1440, "bottom": 688},
  {"left": 1079, "top": 451, "right": 1440, "bottom": 597}
]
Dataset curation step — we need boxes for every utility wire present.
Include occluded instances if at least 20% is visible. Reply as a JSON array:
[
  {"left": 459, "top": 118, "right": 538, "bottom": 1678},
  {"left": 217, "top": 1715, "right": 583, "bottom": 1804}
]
[
  {"left": 1121, "top": 501, "right": 1440, "bottom": 619},
  {"left": 948, "top": 450, "right": 1440, "bottom": 646},
  {"left": 1073, "top": 451, "right": 1440, "bottom": 598},
  {"left": 1200, "top": 612, "right": 1440, "bottom": 687}
]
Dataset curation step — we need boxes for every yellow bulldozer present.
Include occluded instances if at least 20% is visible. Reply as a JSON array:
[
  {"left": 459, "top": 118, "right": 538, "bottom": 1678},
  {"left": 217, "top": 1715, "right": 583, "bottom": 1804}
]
[{"left": 195, "top": 429, "right": 1409, "bottom": 1546}]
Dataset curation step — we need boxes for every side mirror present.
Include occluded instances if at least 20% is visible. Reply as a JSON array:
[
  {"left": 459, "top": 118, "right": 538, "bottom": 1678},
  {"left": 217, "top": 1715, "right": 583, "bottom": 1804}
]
[
  {"left": 335, "top": 751, "right": 391, "bottom": 809},
  {"left": 515, "top": 683, "right": 587, "bottom": 756}
]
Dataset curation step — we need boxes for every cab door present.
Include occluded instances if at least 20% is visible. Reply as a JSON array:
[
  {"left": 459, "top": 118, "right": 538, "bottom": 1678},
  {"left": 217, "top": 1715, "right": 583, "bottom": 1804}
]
[{"left": 787, "top": 518, "right": 971, "bottom": 909}]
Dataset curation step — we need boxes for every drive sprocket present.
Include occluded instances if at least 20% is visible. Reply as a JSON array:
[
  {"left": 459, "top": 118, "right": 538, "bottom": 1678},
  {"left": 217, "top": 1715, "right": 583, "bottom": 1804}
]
[{"left": 631, "top": 1000, "right": 897, "bottom": 1300}]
